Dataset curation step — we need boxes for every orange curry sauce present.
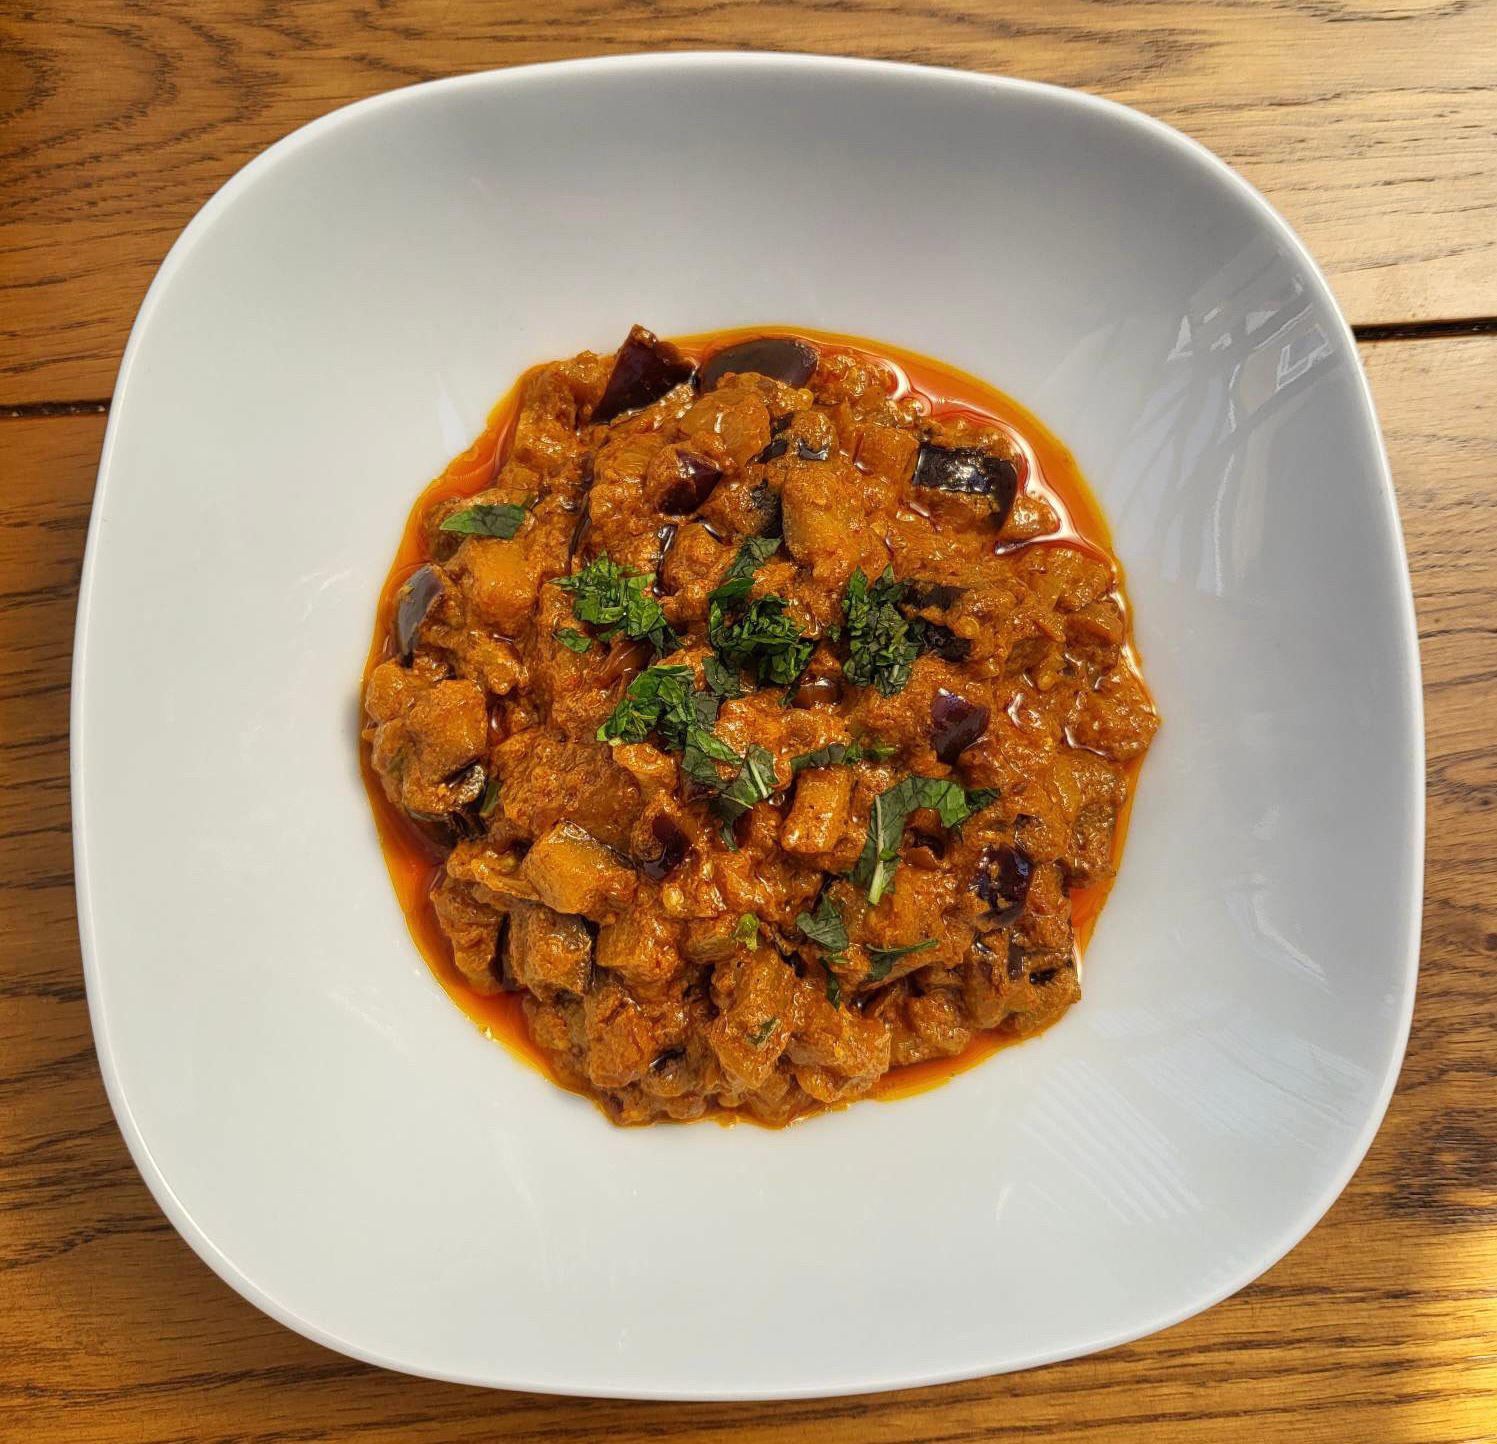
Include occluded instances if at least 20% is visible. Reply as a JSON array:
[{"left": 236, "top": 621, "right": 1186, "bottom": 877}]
[{"left": 360, "top": 327, "right": 1149, "bottom": 1118}]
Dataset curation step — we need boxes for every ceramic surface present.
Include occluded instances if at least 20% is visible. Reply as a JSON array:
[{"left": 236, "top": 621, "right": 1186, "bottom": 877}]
[{"left": 73, "top": 54, "right": 1422, "bottom": 1398}]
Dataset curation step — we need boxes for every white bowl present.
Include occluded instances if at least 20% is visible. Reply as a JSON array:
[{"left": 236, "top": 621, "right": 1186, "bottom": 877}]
[{"left": 74, "top": 53, "right": 1422, "bottom": 1398}]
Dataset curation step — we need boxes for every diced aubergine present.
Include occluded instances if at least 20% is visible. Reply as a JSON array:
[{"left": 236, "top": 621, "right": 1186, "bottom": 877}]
[
  {"left": 407, "top": 762, "right": 488, "bottom": 844},
  {"left": 700, "top": 336, "right": 818, "bottom": 392},
  {"left": 640, "top": 814, "right": 690, "bottom": 881},
  {"left": 912, "top": 442, "right": 1019, "bottom": 527},
  {"left": 973, "top": 844, "right": 1033, "bottom": 927},
  {"left": 520, "top": 821, "right": 637, "bottom": 920},
  {"left": 912, "top": 617, "right": 972, "bottom": 663},
  {"left": 592, "top": 326, "right": 696, "bottom": 423},
  {"left": 658, "top": 453, "right": 724, "bottom": 514},
  {"left": 930, "top": 689, "right": 990, "bottom": 763},
  {"left": 904, "top": 580, "right": 966, "bottom": 610},
  {"left": 393, "top": 564, "right": 445, "bottom": 663}
]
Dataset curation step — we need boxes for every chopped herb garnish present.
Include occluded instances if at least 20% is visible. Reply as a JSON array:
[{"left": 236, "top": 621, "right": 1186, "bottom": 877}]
[
  {"left": 596, "top": 664, "right": 695, "bottom": 745},
  {"left": 597, "top": 666, "right": 766, "bottom": 830},
  {"left": 865, "top": 938, "right": 937, "bottom": 982},
  {"left": 438, "top": 501, "right": 527, "bottom": 539},
  {"left": 824, "top": 963, "right": 843, "bottom": 1009},
  {"left": 553, "top": 553, "right": 681, "bottom": 657},
  {"left": 746, "top": 1017, "right": 777, "bottom": 1048},
  {"left": 710, "top": 743, "right": 778, "bottom": 840},
  {"left": 708, "top": 535, "right": 782, "bottom": 605},
  {"left": 788, "top": 739, "right": 896, "bottom": 773},
  {"left": 842, "top": 566, "right": 921, "bottom": 697},
  {"left": 734, "top": 913, "right": 761, "bottom": 949},
  {"left": 681, "top": 717, "right": 741, "bottom": 791},
  {"left": 703, "top": 653, "right": 745, "bottom": 698},
  {"left": 553, "top": 627, "right": 591, "bottom": 653},
  {"left": 709, "top": 594, "right": 815, "bottom": 688},
  {"left": 853, "top": 775, "right": 998, "bottom": 905},
  {"left": 796, "top": 894, "right": 850, "bottom": 953},
  {"left": 478, "top": 776, "right": 502, "bottom": 818}
]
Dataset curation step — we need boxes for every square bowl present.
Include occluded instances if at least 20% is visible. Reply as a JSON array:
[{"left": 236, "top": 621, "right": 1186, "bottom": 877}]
[{"left": 74, "top": 53, "right": 1422, "bottom": 1398}]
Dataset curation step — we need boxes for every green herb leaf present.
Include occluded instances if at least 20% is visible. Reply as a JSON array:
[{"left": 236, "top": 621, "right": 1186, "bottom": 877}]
[
  {"left": 733, "top": 914, "right": 761, "bottom": 949},
  {"left": 478, "top": 776, "right": 502, "bottom": 818},
  {"left": 710, "top": 743, "right": 778, "bottom": 838},
  {"left": 746, "top": 1016, "right": 777, "bottom": 1047},
  {"left": 553, "top": 627, "right": 591, "bottom": 653},
  {"left": 865, "top": 937, "right": 937, "bottom": 982},
  {"left": 554, "top": 553, "right": 681, "bottom": 657},
  {"left": 681, "top": 721, "right": 742, "bottom": 792},
  {"left": 703, "top": 654, "right": 744, "bottom": 698},
  {"left": 853, "top": 775, "right": 998, "bottom": 905},
  {"left": 708, "top": 535, "right": 782, "bottom": 604},
  {"left": 824, "top": 963, "right": 843, "bottom": 1009},
  {"left": 788, "top": 739, "right": 896, "bottom": 773},
  {"left": 439, "top": 501, "right": 527, "bottom": 539},
  {"left": 709, "top": 595, "right": 814, "bottom": 689},
  {"left": 596, "top": 664, "right": 695, "bottom": 745},
  {"left": 594, "top": 656, "right": 780, "bottom": 849},
  {"left": 842, "top": 565, "right": 921, "bottom": 697},
  {"left": 796, "top": 894, "right": 850, "bottom": 953}
]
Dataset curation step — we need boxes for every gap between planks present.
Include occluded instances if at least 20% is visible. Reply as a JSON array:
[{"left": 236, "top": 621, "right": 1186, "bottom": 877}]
[{"left": 2, "top": 318, "right": 1494, "bottom": 420}]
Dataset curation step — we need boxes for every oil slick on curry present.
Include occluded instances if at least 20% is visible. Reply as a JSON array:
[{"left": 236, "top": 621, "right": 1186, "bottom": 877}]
[{"left": 360, "top": 326, "right": 1157, "bottom": 1126}]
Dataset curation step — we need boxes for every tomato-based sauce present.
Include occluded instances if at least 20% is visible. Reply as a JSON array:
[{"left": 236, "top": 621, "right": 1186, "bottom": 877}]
[{"left": 361, "top": 326, "right": 1154, "bottom": 1125}]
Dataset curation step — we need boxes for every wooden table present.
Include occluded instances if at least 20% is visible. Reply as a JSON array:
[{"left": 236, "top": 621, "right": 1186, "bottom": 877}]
[{"left": 3, "top": 5, "right": 1494, "bottom": 1440}]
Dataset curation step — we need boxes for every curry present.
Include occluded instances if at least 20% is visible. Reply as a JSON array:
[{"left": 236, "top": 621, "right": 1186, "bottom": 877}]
[{"left": 361, "top": 326, "right": 1158, "bottom": 1125}]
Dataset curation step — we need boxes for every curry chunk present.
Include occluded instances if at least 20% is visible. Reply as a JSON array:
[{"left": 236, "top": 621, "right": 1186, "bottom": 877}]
[
  {"left": 779, "top": 767, "right": 853, "bottom": 856},
  {"left": 505, "top": 901, "right": 593, "bottom": 999},
  {"left": 521, "top": 822, "right": 637, "bottom": 921}
]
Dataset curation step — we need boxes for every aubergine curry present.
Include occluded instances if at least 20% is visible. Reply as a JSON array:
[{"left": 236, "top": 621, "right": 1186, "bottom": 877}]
[{"left": 361, "top": 327, "right": 1157, "bottom": 1125}]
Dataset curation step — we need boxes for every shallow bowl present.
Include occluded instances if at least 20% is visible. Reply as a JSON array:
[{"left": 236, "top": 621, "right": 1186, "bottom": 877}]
[{"left": 74, "top": 53, "right": 1422, "bottom": 1398}]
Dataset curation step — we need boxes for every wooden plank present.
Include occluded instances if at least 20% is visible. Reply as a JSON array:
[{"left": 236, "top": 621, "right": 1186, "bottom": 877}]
[
  {"left": 0, "top": 337, "right": 1493, "bottom": 1438},
  {"left": 2, "top": 2, "right": 1496, "bottom": 404}
]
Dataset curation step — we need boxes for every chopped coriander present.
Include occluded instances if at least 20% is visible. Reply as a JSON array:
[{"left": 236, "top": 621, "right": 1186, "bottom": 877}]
[
  {"left": 708, "top": 534, "right": 782, "bottom": 604},
  {"left": 796, "top": 894, "right": 850, "bottom": 953},
  {"left": 709, "top": 594, "right": 814, "bottom": 688},
  {"left": 865, "top": 937, "right": 937, "bottom": 982},
  {"left": 553, "top": 627, "right": 591, "bottom": 653},
  {"left": 788, "top": 739, "right": 896, "bottom": 773},
  {"left": 853, "top": 775, "right": 998, "bottom": 905},
  {"left": 553, "top": 553, "right": 681, "bottom": 657},
  {"left": 478, "top": 776, "right": 502, "bottom": 818},
  {"left": 746, "top": 1017, "right": 777, "bottom": 1048},
  {"left": 733, "top": 913, "right": 761, "bottom": 949},
  {"left": 438, "top": 501, "right": 526, "bottom": 539},
  {"left": 842, "top": 565, "right": 921, "bottom": 696}
]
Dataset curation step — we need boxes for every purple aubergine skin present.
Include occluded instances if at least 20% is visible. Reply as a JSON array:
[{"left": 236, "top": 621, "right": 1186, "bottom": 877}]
[
  {"left": 640, "top": 813, "right": 691, "bottom": 880},
  {"left": 591, "top": 329, "right": 695, "bottom": 423},
  {"left": 394, "top": 563, "right": 444, "bottom": 663},
  {"left": 930, "top": 688, "right": 991, "bottom": 763},
  {"left": 699, "top": 336, "right": 818, "bottom": 392},
  {"left": 973, "top": 843, "right": 1033, "bottom": 927},
  {"left": 912, "top": 442, "right": 1019, "bottom": 528},
  {"left": 658, "top": 453, "right": 724, "bottom": 514}
]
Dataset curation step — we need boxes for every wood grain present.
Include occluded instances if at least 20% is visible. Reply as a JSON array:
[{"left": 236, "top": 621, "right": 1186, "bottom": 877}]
[
  {"left": 0, "top": 336, "right": 1492, "bottom": 1441},
  {"left": 3, "top": 0, "right": 1497, "bottom": 405}
]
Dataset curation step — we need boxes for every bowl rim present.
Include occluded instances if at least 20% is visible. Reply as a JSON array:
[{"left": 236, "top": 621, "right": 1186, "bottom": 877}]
[{"left": 71, "top": 50, "right": 1424, "bottom": 1399}]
